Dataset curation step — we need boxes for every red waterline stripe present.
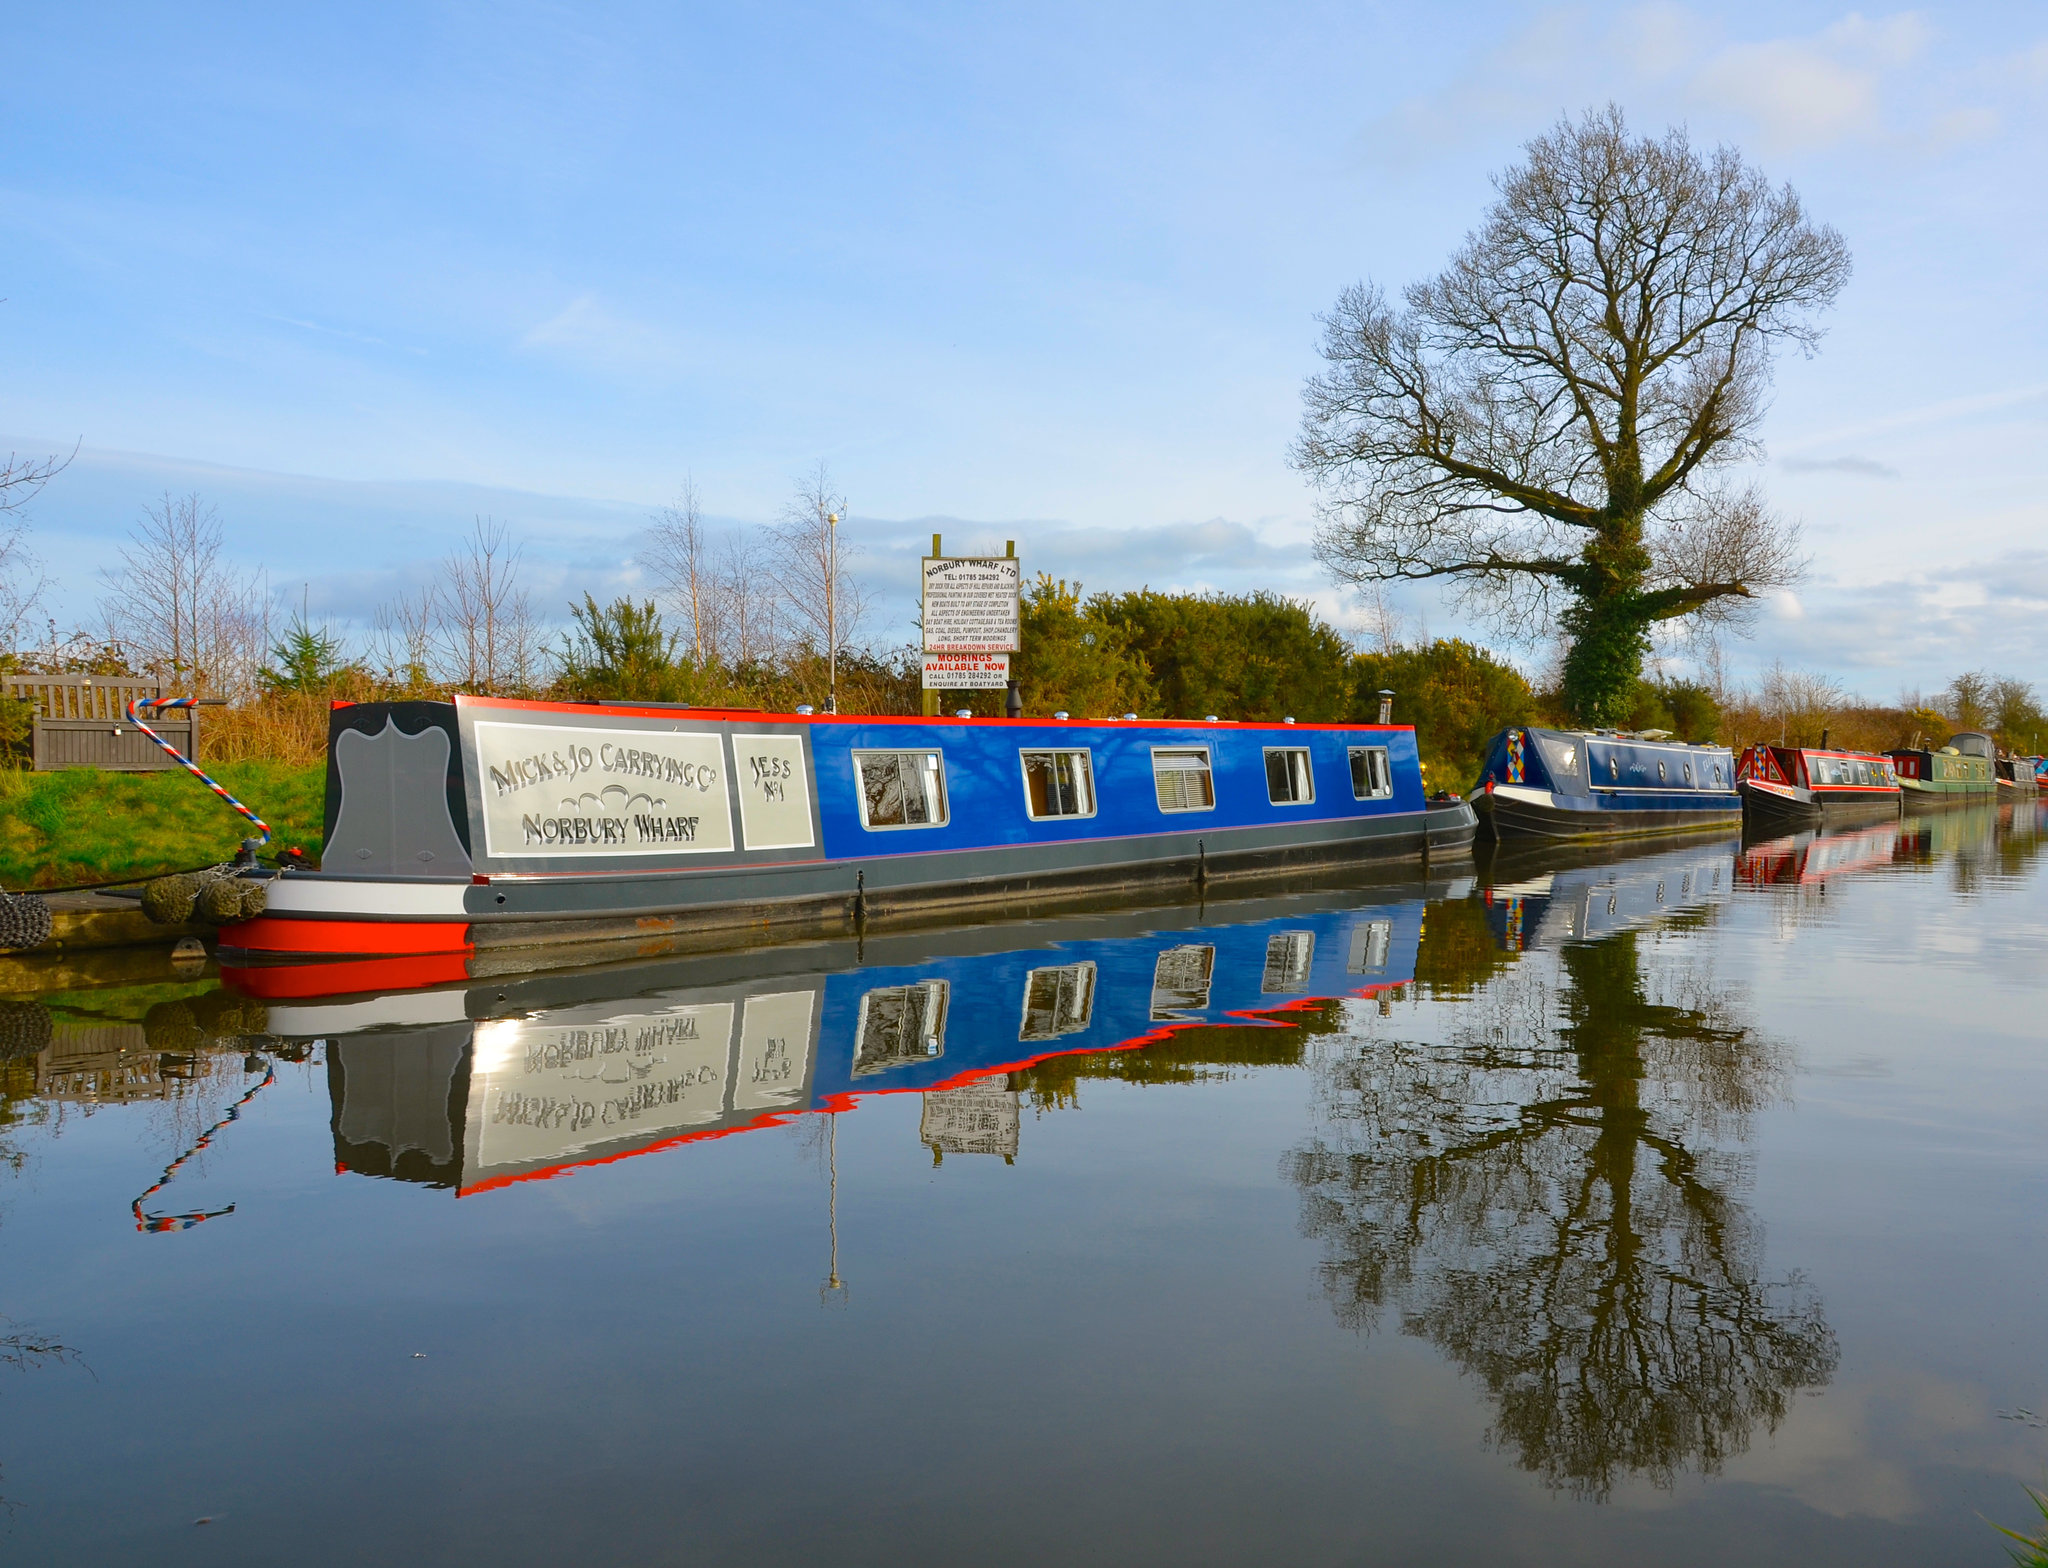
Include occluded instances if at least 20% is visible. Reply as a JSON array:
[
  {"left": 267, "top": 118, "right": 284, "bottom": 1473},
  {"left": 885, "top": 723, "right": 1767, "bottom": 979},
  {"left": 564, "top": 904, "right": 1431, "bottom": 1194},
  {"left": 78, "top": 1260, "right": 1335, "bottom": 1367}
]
[{"left": 223, "top": 915, "right": 473, "bottom": 956}]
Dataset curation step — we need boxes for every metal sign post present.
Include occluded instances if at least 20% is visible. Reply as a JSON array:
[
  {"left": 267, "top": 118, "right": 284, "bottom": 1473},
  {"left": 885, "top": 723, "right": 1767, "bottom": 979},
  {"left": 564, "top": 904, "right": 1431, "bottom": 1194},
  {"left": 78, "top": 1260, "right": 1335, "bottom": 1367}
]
[{"left": 920, "top": 537, "right": 1020, "bottom": 716}]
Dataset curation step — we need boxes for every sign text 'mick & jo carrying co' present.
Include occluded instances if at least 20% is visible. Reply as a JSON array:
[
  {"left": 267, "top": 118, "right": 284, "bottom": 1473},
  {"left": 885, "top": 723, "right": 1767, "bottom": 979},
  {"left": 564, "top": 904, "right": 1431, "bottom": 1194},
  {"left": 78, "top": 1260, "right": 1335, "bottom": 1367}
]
[{"left": 473, "top": 721, "right": 813, "bottom": 858}]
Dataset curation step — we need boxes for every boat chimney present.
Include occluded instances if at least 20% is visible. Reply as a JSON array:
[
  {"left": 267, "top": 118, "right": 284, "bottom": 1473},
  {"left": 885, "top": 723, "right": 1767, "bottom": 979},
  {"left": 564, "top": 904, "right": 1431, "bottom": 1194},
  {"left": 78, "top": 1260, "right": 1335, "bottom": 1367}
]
[
  {"left": 1820, "top": 726, "right": 1830, "bottom": 751},
  {"left": 1377, "top": 689, "right": 1395, "bottom": 725},
  {"left": 1005, "top": 679, "right": 1022, "bottom": 719}
]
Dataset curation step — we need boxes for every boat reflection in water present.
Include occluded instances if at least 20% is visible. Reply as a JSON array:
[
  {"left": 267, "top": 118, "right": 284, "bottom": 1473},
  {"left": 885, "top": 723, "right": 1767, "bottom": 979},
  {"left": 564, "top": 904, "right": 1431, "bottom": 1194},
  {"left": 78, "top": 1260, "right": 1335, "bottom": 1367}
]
[{"left": 289, "top": 887, "right": 1447, "bottom": 1196}]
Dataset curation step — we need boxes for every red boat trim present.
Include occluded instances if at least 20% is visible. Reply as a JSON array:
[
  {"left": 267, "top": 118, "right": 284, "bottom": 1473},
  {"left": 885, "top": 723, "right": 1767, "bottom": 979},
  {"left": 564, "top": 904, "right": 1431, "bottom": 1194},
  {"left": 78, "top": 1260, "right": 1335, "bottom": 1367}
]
[{"left": 223, "top": 915, "right": 474, "bottom": 957}]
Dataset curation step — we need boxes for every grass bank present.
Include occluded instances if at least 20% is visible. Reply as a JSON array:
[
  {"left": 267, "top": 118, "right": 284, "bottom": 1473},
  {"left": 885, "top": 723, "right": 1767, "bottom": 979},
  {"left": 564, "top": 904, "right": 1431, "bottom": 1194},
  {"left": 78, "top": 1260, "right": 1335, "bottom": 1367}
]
[{"left": 0, "top": 764, "right": 326, "bottom": 891}]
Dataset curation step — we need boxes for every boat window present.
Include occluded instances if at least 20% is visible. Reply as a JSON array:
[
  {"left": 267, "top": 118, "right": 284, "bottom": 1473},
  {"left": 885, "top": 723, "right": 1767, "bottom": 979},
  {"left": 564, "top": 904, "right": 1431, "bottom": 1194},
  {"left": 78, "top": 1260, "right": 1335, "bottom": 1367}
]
[
  {"left": 853, "top": 750, "right": 949, "bottom": 829},
  {"left": 1151, "top": 748, "right": 1215, "bottom": 812},
  {"left": 1262, "top": 932, "right": 1315, "bottom": 994},
  {"left": 1020, "top": 749, "right": 1096, "bottom": 819},
  {"left": 852, "top": 980, "right": 949, "bottom": 1075},
  {"left": 1540, "top": 737, "right": 1579, "bottom": 777},
  {"left": 1019, "top": 962, "right": 1096, "bottom": 1041},
  {"left": 1265, "top": 747, "right": 1315, "bottom": 805},
  {"left": 1349, "top": 746, "right": 1393, "bottom": 800}
]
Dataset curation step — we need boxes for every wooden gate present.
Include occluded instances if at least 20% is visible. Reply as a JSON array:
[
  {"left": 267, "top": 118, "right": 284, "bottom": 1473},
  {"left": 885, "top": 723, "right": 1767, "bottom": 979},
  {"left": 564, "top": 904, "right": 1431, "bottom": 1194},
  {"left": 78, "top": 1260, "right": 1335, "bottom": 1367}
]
[{"left": 5, "top": 676, "right": 199, "bottom": 771}]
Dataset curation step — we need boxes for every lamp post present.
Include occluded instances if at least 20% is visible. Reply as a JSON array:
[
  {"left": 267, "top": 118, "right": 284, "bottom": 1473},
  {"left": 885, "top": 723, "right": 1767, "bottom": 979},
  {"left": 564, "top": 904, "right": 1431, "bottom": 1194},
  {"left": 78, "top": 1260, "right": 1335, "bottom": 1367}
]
[{"left": 825, "top": 511, "right": 839, "bottom": 714}]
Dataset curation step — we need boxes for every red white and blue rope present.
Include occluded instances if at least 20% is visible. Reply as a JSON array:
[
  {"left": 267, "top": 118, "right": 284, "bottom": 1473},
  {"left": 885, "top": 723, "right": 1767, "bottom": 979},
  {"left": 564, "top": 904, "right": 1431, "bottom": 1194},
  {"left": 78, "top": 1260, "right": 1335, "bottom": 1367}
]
[{"left": 126, "top": 697, "right": 271, "bottom": 846}]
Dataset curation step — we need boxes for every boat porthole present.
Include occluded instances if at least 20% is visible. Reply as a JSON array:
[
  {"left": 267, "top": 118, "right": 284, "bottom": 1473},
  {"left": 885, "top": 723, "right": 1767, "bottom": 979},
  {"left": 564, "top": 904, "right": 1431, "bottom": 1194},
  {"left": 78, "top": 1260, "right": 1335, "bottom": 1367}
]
[
  {"left": 496, "top": 893, "right": 507, "bottom": 905},
  {"left": 1609, "top": 758, "right": 1619, "bottom": 781},
  {"left": 1658, "top": 761, "right": 1667, "bottom": 782}
]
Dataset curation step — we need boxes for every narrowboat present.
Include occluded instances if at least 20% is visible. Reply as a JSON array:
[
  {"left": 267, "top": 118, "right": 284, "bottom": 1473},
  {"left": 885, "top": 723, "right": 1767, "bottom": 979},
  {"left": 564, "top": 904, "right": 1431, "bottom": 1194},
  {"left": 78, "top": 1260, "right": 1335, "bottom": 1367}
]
[
  {"left": 217, "top": 695, "right": 1476, "bottom": 995},
  {"left": 1734, "top": 744, "right": 1902, "bottom": 828},
  {"left": 1995, "top": 751, "right": 2039, "bottom": 795},
  {"left": 1884, "top": 732, "right": 1998, "bottom": 810},
  {"left": 1469, "top": 727, "right": 1740, "bottom": 841},
  {"left": 255, "top": 891, "right": 1435, "bottom": 1195}
]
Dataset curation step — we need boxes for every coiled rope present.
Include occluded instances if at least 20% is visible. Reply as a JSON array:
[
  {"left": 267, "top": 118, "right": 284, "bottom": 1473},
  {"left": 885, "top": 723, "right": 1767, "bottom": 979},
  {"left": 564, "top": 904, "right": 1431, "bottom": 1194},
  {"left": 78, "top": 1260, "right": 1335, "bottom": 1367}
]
[{"left": 126, "top": 696, "right": 271, "bottom": 847}]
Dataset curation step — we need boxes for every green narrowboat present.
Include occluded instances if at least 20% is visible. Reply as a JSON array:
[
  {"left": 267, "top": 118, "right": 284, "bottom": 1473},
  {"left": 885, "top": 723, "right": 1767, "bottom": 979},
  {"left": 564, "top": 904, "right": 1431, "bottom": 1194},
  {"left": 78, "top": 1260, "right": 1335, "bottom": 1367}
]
[{"left": 1884, "top": 731, "right": 1998, "bottom": 811}]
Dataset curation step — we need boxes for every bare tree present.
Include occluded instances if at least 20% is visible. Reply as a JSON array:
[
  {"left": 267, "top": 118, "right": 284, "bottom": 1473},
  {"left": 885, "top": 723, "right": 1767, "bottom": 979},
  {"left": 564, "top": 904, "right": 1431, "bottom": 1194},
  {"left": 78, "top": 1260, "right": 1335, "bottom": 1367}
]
[
  {"left": 370, "top": 584, "right": 437, "bottom": 692},
  {"left": 646, "top": 476, "right": 721, "bottom": 667},
  {"left": 1296, "top": 106, "right": 1844, "bottom": 724},
  {"left": 435, "top": 516, "right": 532, "bottom": 694},
  {"left": 766, "top": 463, "right": 868, "bottom": 705},
  {"left": 0, "top": 516, "right": 47, "bottom": 655},
  {"left": 719, "top": 526, "right": 781, "bottom": 667},
  {"left": 1757, "top": 661, "right": 1842, "bottom": 747},
  {"left": 99, "top": 492, "right": 266, "bottom": 696}
]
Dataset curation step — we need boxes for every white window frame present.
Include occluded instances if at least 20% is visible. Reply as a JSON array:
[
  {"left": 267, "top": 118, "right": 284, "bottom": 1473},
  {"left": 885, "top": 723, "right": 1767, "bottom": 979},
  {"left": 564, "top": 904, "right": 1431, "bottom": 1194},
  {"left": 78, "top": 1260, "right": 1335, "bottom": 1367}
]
[
  {"left": 1150, "top": 746, "right": 1216, "bottom": 813},
  {"left": 1018, "top": 748, "right": 1097, "bottom": 821},
  {"left": 1264, "top": 746, "right": 1316, "bottom": 806},
  {"left": 852, "top": 749, "right": 950, "bottom": 830},
  {"left": 1348, "top": 745, "right": 1393, "bottom": 801}
]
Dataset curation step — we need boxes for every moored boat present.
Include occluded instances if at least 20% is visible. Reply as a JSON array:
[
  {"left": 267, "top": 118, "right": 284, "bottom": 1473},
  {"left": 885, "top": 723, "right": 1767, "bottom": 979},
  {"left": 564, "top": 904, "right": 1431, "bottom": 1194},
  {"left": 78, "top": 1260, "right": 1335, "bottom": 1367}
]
[
  {"left": 217, "top": 695, "right": 1476, "bottom": 995},
  {"left": 1469, "top": 726, "right": 1739, "bottom": 841},
  {"left": 1885, "top": 732, "right": 1999, "bottom": 811},
  {"left": 1735, "top": 743, "right": 1902, "bottom": 828}
]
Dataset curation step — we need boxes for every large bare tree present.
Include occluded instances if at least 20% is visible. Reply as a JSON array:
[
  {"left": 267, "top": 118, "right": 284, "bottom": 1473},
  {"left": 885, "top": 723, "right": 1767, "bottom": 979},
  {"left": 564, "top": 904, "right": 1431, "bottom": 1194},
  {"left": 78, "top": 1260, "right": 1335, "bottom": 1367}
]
[{"left": 1295, "top": 107, "right": 1847, "bottom": 723}]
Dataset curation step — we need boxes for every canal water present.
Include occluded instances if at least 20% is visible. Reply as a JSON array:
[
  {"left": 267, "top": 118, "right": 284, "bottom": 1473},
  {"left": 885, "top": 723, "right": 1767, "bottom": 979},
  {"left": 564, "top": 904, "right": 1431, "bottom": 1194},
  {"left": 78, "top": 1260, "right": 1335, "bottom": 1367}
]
[{"left": 1, "top": 805, "right": 2043, "bottom": 1565}]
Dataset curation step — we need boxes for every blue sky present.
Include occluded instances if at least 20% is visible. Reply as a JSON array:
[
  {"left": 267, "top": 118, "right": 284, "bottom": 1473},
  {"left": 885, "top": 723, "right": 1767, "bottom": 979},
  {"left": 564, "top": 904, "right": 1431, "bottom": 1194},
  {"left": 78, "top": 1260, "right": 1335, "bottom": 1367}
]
[{"left": 4, "top": 2, "right": 2045, "bottom": 696}]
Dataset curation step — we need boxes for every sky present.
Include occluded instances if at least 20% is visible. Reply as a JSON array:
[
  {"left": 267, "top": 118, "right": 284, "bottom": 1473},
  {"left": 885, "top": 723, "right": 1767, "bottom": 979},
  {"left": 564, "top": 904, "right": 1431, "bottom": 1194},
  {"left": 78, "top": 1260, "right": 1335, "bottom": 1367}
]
[{"left": 3, "top": 1, "right": 2045, "bottom": 697}]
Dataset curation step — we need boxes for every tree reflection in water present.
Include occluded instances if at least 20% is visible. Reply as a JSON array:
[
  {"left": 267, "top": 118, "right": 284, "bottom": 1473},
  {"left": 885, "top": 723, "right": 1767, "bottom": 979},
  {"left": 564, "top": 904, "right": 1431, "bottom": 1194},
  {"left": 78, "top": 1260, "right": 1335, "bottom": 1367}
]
[{"left": 1286, "top": 922, "right": 1837, "bottom": 1499}]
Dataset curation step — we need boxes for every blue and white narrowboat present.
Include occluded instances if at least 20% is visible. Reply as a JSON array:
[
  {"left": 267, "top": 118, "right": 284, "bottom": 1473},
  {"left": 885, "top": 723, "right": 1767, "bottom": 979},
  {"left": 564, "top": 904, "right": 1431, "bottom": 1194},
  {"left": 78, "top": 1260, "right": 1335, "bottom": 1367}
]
[
  {"left": 1469, "top": 727, "right": 1740, "bottom": 841},
  {"left": 219, "top": 695, "right": 1476, "bottom": 995}
]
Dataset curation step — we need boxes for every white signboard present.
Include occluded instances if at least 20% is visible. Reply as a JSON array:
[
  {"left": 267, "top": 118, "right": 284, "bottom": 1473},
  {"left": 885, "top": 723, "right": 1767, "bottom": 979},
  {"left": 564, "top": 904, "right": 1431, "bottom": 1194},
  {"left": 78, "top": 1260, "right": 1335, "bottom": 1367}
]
[
  {"left": 921, "top": 652, "right": 1011, "bottom": 691},
  {"left": 731, "top": 732, "right": 815, "bottom": 851},
  {"left": 473, "top": 720, "right": 734, "bottom": 858},
  {"left": 922, "top": 557, "right": 1021, "bottom": 652}
]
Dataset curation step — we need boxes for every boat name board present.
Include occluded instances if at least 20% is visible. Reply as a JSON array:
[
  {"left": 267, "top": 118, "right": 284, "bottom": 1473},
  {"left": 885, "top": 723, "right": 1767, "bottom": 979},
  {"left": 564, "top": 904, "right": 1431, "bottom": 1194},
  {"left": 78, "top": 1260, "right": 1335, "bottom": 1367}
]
[{"left": 472, "top": 720, "right": 818, "bottom": 857}]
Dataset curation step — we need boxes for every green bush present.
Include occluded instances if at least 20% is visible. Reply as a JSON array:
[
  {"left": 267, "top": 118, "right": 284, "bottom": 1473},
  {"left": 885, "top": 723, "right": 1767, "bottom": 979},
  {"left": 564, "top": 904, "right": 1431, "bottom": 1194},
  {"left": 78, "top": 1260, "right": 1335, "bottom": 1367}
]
[
  {"left": 1013, "top": 576, "right": 1156, "bottom": 719},
  {"left": 1093, "top": 589, "right": 1351, "bottom": 722},
  {"left": 1350, "top": 640, "right": 1535, "bottom": 790}
]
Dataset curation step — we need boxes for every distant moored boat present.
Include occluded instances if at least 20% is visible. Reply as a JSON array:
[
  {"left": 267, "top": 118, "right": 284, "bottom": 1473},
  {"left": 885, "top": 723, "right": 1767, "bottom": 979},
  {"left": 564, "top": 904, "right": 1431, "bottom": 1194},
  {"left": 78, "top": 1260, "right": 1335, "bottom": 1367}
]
[
  {"left": 1735, "top": 743, "right": 1902, "bottom": 829},
  {"left": 1884, "top": 732, "right": 1999, "bottom": 811},
  {"left": 1470, "top": 726, "right": 1740, "bottom": 841}
]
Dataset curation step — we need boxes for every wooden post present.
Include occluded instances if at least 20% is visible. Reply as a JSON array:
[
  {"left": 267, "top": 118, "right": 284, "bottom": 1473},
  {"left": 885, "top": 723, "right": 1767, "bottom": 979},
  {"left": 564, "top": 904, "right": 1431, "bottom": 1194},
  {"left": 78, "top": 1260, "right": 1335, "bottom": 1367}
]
[{"left": 922, "top": 532, "right": 943, "bottom": 717}]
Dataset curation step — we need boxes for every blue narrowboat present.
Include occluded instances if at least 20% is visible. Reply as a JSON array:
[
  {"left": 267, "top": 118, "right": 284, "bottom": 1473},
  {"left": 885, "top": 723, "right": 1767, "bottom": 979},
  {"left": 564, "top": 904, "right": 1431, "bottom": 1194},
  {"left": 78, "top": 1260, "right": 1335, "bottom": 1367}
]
[
  {"left": 1470, "top": 726, "right": 1740, "bottom": 841},
  {"left": 263, "top": 892, "right": 1434, "bottom": 1194},
  {"left": 219, "top": 695, "right": 1476, "bottom": 995}
]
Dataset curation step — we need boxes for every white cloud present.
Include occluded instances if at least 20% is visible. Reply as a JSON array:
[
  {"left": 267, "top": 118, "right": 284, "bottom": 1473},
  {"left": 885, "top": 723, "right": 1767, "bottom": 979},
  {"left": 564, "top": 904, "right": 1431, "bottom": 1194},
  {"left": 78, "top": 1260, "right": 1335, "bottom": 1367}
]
[
  {"left": 521, "top": 293, "right": 684, "bottom": 376},
  {"left": 1370, "top": 6, "right": 1995, "bottom": 162}
]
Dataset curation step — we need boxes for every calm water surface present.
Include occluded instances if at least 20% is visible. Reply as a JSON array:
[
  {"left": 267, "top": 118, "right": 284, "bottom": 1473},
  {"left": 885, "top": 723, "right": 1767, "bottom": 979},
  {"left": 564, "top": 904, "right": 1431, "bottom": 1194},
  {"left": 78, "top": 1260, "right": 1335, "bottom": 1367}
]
[{"left": 1, "top": 805, "right": 2044, "bottom": 1565}]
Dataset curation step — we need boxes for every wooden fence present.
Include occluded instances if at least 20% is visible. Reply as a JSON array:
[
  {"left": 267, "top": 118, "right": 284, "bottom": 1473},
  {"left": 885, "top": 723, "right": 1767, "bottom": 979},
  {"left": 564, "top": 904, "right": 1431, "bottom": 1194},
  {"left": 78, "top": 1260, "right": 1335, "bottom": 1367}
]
[{"left": 4, "top": 675, "right": 198, "bottom": 771}]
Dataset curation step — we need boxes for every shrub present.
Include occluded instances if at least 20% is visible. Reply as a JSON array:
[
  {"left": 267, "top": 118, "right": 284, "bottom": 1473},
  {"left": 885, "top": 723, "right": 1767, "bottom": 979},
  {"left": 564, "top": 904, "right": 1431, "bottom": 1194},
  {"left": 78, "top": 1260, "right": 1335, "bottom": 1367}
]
[{"left": 1351, "top": 639, "right": 1535, "bottom": 788}]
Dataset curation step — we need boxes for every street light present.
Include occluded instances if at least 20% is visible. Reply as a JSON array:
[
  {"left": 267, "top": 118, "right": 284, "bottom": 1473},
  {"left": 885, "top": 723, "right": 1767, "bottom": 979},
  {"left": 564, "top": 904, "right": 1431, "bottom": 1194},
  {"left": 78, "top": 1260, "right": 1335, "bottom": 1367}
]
[{"left": 825, "top": 511, "right": 839, "bottom": 714}]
